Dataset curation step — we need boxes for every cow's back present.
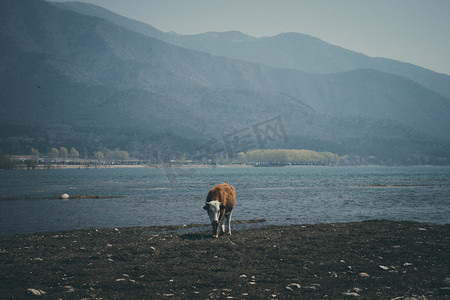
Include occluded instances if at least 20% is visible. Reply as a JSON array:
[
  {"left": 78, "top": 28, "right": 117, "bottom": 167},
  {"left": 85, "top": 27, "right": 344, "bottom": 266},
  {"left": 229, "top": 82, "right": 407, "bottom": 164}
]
[{"left": 207, "top": 182, "right": 235, "bottom": 212}]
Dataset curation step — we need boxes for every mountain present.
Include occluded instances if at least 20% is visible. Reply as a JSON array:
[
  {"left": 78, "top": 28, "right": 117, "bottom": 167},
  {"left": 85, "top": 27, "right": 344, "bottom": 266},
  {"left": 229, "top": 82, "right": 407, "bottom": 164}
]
[
  {"left": 50, "top": 1, "right": 166, "bottom": 41},
  {"left": 0, "top": 0, "right": 449, "bottom": 165},
  {"left": 52, "top": 1, "right": 450, "bottom": 99},
  {"left": 169, "top": 32, "right": 450, "bottom": 100},
  {"left": 51, "top": 1, "right": 450, "bottom": 140}
]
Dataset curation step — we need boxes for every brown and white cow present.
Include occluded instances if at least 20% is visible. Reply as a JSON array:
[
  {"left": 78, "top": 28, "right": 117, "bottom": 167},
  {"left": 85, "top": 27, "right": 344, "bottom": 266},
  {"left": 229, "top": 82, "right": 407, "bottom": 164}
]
[{"left": 203, "top": 182, "right": 235, "bottom": 238}]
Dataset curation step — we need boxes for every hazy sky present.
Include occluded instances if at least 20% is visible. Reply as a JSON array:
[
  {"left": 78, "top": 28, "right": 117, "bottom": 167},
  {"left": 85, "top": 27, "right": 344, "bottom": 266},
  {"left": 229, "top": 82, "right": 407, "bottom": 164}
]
[{"left": 52, "top": 0, "right": 450, "bottom": 75}]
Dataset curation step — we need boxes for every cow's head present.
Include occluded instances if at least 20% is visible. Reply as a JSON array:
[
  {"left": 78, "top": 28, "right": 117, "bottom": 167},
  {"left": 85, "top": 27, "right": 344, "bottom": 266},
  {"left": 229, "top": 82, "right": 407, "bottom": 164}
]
[{"left": 203, "top": 200, "right": 224, "bottom": 238}]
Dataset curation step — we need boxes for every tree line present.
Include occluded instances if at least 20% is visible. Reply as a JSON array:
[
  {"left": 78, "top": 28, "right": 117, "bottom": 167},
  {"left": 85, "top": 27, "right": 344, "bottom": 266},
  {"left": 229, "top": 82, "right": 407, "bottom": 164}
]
[
  {"left": 237, "top": 149, "right": 339, "bottom": 166},
  {"left": 0, "top": 147, "right": 131, "bottom": 169},
  {"left": 46, "top": 148, "right": 129, "bottom": 162},
  {"left": 47, "top": 147, "right": 80, "bottom": 161}
]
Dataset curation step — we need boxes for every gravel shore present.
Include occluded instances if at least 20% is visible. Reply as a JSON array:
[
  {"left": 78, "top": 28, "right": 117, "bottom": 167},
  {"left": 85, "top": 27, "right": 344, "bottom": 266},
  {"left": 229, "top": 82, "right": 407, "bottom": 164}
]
[{"left": 1, "top": 220, "right": 449, "bottom": 299}]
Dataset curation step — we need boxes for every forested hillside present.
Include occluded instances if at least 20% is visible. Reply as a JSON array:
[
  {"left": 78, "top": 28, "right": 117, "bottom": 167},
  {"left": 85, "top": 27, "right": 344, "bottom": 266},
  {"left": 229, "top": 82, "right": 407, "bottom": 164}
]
[{"left": 1, "top": 0, "right": 449, "bottom": 166}]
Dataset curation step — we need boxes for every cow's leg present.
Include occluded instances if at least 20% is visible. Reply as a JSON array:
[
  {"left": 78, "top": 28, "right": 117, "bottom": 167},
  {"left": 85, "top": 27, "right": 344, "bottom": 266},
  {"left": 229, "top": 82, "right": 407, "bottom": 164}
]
[
  {"left": 225, "top": 211, "right": 232, "bottom": 235},
  {"left": 217, "top": 212, "right": 226, "bottom": 236},
  {"left": 221, "top": 217, "right": 226, "bottom": 234}
]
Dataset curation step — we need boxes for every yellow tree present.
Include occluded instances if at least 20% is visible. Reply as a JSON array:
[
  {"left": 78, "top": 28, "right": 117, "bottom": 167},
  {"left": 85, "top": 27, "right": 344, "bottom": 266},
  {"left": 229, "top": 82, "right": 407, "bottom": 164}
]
[
  {"left": 59, "top": 147, "right": 68, "bottom": 160},
  {"left": 70, "top": 147, "right": 79, "bottom": 161},
  {"left": 48, "top": 148, "right": 59, "bottom": 161}
]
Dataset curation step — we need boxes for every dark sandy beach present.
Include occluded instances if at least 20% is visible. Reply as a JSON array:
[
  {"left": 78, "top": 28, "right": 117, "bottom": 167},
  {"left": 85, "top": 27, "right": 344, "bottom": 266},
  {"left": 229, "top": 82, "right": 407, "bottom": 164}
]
[{"left": 1, "top": 220, "right": 449, "bottom": 299}]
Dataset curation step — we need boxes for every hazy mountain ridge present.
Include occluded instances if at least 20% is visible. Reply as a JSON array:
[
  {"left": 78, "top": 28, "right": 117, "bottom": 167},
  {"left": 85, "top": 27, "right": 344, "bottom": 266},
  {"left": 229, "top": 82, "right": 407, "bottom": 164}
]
[
  {"left": 52, "top": 1, "right": 450, "bottom": 99},
  {"left": 1, "top": 0, "right": 449, "bottom": 165}
]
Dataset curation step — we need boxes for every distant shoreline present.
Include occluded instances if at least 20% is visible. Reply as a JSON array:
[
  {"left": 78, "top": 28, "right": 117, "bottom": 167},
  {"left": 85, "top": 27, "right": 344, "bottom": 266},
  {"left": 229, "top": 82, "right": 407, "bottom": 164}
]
[
  {"left": 5, "top": 163, "right": 449, "bottom": 170},
  {"left": 9, "top": 163, "right": 255, "bottom": 170}
]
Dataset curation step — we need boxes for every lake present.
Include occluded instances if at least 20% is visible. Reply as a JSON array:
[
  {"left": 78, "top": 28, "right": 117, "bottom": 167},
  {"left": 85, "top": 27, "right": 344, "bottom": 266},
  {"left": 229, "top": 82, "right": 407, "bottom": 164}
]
[{"left": 0, "top": 166, "right": 449, "bottom": 236}]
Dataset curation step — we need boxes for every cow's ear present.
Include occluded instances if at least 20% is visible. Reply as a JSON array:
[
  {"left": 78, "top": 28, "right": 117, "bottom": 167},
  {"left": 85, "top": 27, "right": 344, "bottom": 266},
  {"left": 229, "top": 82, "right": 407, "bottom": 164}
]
[{"left": 203, "top": 204, "right": 209, "bottom": 210}]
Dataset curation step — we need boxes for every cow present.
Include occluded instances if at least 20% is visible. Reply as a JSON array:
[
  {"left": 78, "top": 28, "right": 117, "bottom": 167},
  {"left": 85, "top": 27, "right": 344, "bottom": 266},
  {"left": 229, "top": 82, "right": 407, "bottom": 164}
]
[{"left": 203, "top": 182, "right": 236, "bottom": 238}]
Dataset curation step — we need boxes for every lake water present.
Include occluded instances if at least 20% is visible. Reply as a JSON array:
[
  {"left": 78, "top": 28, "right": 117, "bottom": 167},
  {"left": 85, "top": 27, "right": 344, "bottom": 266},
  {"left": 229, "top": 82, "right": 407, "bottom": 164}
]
[{"left": 0, "top": 166, "right": 449, "bottom": 236}]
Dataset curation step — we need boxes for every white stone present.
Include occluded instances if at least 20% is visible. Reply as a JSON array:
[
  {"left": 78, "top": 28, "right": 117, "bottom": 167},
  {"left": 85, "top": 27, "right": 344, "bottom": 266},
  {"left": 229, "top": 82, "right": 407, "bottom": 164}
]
[
  {"left": 342, "top": 291, "right": 360, "bottom": 297},
  {"left": 286, "top": 283, "right": 301, "bottom": 289},
  {"left": 27, "top": 288, "right": 46, "bottom": 296}
]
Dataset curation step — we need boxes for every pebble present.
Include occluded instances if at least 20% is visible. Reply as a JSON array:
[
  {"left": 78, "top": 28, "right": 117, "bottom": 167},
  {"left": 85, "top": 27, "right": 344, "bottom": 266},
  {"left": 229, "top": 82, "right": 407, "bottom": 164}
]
[
  {"left": 27, "top": 288, "right": 46, "bottom": 296},
  {"left": 64, "top": 285, "right": 75, "bottom": 293},
  {"left": 379, "top": 265, "right": 390, "bottom": 270},
  {"left": 359, "top": 272, "right": 370, "bottom": 278},
  {"left": 342, "top": 291, "right": 360, "bottom": 297},
  {"left": 304, "top": 284, "right": 320, "bottom": 290},
  {"left": 286, "top": 283, "right": 301, "bottom": 291},
  {"left": 61, "top": 193, "right": 69, "bottom": 199}
]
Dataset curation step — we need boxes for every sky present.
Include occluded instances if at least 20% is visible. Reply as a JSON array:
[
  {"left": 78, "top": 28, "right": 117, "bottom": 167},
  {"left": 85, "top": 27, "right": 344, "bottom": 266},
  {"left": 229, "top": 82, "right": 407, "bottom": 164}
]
[{"left": 51, "top": 0, "right": 450, "bottom": 75}]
